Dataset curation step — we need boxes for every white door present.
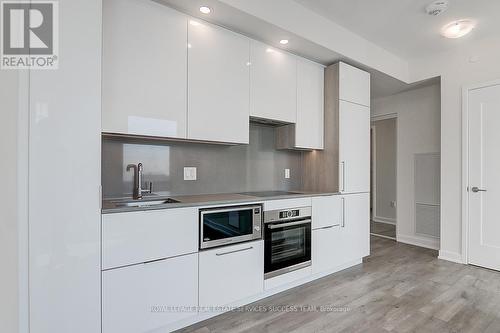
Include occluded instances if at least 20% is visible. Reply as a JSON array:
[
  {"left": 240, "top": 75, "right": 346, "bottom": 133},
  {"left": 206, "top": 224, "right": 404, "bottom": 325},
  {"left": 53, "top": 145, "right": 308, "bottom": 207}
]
[
  {"left": 468, "top": 83, "right": 500, "bottom": 270},
  {"left": 339, "top": 101, "right": 370, "bottom": 193}
]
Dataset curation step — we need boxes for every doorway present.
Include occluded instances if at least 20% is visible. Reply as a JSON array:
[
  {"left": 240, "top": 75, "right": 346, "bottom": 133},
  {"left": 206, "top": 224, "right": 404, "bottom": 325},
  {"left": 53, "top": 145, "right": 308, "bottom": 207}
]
[
  {"left": 464, "top": 81, "right": 500, "bottom": 270},
  {"left": 370, "top": 116, "right": 397, "bottom": 240}
]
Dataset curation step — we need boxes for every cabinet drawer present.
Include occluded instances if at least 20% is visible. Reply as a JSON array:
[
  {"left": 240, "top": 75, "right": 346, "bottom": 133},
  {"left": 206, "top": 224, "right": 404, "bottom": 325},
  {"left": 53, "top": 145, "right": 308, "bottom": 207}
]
[
  {"left": 199, "top": 240, "right": 264, "bottom": 308},
  {"left": 102, "top": 253, "right": 198, "bottom": 333},
  {"left": 264, "top": 197, "right": 312, "bottom": 211},
  {"left": 312, "top": 226, "right": 342, "bottom": 274},
  {"left": 312, "top": 195, "right": 342, "bottom": 229},
  {"left": 102, "top": 207, "right": 198, "bottom": 269}
]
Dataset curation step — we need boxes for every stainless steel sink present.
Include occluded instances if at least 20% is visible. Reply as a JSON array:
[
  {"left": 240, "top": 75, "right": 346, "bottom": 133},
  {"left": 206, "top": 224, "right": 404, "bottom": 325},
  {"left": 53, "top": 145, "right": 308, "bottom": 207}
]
[{"left": 111, "top": 198, "right": 179, "bottom": 208}]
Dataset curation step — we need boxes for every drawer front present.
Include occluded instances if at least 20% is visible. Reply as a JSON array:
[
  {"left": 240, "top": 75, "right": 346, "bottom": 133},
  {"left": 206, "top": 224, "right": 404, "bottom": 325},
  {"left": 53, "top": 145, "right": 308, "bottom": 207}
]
[
  {"left": 199, "top": 240, "right": 264, "bottom": 308},
  {"left": 102, "top": 253, "right": 198, "bottom": 333},
  {"left": 102, "top": 207, "right": 198, "bottom": 269},
  {"left": 312, "top": 226, "right": 342, "bottom": 274},
  {"left": 312, "top": 195, "right": 342, "bottom": 229},
  {"left": 264, "top": 197, "right": 312, "bottom": 211}
]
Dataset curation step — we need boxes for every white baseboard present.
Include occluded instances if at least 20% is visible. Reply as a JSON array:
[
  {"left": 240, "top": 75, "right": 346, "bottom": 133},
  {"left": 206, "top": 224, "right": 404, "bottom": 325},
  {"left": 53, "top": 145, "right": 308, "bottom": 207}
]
[
  {"left": 438, "top": 250, "right": 464, "bottom": 264},
  {"left": 397, "top": 234, "right": 439, "bottom": 250},
  {"left": 372, "top": 216, "right": 396, "bottom": 225}
]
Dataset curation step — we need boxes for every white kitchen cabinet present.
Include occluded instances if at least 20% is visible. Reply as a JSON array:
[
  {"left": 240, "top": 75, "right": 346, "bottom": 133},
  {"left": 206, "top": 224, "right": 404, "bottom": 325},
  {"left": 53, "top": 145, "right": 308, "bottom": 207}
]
[
  {"left": 312, "top": 225, "right": 343, "bottom": 274},
  {"left": 102, "top": 253, "right": 198, "bottom": 333},
  {"left": 199, "top": 241, "right": 264, "bottom": 308},
  {"left": 338, "top": 62, "right": 371, "bottom": 107},
  {"left": 250, "top": 41, "right": 297, "bottom": 123},
  {"left": 340, "top": 193, "right": 370, "bottom": 263},
  {"left": 102, "top": 0, "right": 187, "bottom": 138},
  {"left": 276, "top": 59, "right": 324, "bottom": 150},
  {"left": 312, "top": 195, "right": 342, "bottom": 229},
  {"left": 188, "top": 20, "right": 250, "bottom": 144},
  {"left": 102, "top": 207, "right": 198, "bottom": 270},
  {"left": 339, "top": 100, "right": 370, "bottom": 193}
]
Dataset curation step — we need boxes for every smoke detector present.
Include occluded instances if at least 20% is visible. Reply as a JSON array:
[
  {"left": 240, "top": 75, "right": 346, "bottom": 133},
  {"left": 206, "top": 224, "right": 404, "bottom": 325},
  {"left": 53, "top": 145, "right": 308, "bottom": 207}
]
[{"left": 425, "top": 0, "right": 449, "bottom": 16}]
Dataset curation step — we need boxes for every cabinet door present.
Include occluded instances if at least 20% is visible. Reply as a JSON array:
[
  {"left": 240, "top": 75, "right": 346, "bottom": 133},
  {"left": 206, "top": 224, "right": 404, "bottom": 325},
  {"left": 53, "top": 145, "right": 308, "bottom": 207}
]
[
  {"left": 296, "top": 59, "right": 324, "bottom": 149},
  {"left": 338, "top": 62, "right": 370, "bottom": 107},
  {"left": 102, "top": 207, "right": 198, "bottom": 270},
  {"left": 188, "top": 20, "right": 250, "bottom": 144},
  {"left": 199, "top": 241, "right": 263, "bottom": 308},
  {"left": 339, "top": 101, "right": 370, "bottom": 193},
  {"left": 312, "top": 225, "right": 342, "bottom": 274},
  {"left": 312, "top": 195, "right": 342, "bottom": 229},
  {"left": 340, "top": 193, "right": 370, "bottom": 263},
  {"left": 102, "top": 253, "right": 198, "bottom": 333},
  {"left": 250, "top": 41, "right": 297, "bottom": 123},
  {"left": 102, "top": 0, "right": 187, "bottom": 138}
]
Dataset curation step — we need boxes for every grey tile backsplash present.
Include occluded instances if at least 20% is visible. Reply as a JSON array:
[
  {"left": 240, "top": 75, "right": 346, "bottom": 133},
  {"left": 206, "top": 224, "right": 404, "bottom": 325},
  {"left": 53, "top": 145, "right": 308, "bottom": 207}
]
[{"left": 102, "top": 124, "right": 303, "bottom": 198}]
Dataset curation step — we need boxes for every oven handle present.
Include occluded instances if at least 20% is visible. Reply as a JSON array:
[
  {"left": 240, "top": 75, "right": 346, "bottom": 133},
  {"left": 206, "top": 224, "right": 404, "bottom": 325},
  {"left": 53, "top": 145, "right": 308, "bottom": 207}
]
[{"left": 267, "top": 219, "right": 312, "bottom": 229}]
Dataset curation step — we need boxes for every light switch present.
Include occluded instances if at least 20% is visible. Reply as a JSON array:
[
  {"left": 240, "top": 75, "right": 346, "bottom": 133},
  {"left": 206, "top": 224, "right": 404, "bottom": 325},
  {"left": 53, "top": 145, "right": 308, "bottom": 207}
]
[
  {"left": 184, "top": 167, "right": 197, "bottom": 181},
  {"left": 284, "top": 169, "right": 290, "bottom": 179}
]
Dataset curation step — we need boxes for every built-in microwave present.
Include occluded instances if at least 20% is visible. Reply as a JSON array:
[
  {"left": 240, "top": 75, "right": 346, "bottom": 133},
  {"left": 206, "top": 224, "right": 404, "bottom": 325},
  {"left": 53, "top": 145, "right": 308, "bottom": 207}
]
[{"left": 199, "top": 205, "right": 262, "bottom": 250}]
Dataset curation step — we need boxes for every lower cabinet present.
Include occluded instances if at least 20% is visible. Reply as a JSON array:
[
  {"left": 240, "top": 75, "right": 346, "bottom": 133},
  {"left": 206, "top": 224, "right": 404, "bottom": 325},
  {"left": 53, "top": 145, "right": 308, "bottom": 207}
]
[
  {"left": 312, "top": 193, "right": 370, "bottom": 274},
  {"left": 341, "top": 193, "right": 370, "bottom": 263},
  {"left": 312, "top": 225, "right": 342, "bottom": 274},
  {"left": 199, "top": 240, "right": 264, "bottom": 308},
  {"left": 102, "top": 253, "right": 198, "bottom": 333}
]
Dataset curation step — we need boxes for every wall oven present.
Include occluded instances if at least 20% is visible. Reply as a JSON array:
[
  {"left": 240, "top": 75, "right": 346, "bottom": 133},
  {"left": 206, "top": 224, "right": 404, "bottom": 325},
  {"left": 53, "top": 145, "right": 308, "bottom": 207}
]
[
  {"left": 264, "top": 206, "right": 312, "bottom": 279},
  {"left": 200, "top": 205, "right": 262, "bottom": 250}
]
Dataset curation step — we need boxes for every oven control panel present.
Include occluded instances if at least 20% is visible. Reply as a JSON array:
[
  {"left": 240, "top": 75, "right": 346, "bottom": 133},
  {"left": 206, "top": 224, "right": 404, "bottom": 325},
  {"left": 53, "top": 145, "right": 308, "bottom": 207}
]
[{"left": 279, "top": 209, "right": 300, "bottom": 219}]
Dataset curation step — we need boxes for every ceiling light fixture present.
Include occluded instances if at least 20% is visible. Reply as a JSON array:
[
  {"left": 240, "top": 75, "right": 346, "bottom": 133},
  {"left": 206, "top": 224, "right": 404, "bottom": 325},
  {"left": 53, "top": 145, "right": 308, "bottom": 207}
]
[
  {"left": 279, "top": 39, "right": 289, "bottom": 45},
  {"left": 441, "top": 19, "right": 476, "bottom": 38},
  {"left": 199, "top": 6, "right": 211, "bottom": 14}
]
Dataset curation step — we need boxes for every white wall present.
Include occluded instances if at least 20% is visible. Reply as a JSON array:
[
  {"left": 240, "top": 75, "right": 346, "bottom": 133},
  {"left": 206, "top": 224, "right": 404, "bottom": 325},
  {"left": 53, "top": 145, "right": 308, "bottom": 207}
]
[
  {"left": 372, "top": 84, "right": 441, "bottom": 249},
  {"left": 372, "top": 118, "right": 396, "bottom": 222},
  {"left": 409, "top": 36, "right": 500, "bottom": 262},
  {"left": 0, "top": 70, "right": 19, "bottom": 333}
]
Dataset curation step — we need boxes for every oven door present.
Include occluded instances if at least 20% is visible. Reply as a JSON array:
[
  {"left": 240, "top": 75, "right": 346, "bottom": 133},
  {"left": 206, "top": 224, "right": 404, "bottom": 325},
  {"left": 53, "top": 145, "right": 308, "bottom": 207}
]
[
  {"left": 264, "top": 219, "right": 311, "bottom": 279},
  {"left": 200, "top": 205, "right": 262, "bottom": 249}
]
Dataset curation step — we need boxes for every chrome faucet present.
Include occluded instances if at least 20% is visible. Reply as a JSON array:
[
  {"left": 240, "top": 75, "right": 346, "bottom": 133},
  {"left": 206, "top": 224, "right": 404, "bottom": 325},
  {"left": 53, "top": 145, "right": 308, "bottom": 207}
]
[{"left": 126, "top": 163, "right": 152, "bottom": 200}]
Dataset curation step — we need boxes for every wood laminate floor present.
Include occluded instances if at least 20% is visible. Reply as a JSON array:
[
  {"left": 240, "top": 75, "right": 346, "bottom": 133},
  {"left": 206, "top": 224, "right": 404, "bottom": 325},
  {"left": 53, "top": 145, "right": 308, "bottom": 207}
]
[
  {"left": 178, "top": 237, "right": 500, "bottom": 333},
  {"left": 371, "top": 221, "right": 396, "bottom": 239}
]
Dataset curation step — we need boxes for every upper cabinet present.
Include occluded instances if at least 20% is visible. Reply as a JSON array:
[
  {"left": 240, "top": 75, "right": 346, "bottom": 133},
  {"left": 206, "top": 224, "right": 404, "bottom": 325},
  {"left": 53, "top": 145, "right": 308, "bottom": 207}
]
[
  {"left": 302, "top": 62, "right": 370, "bottom": 193},
  {"left": 276, "top": 59, "right": 324, "bottom": 150},
  {"left": 250, "top": 41, "right": 297, "bottom": 124},
  {"left": 338, "top": 62, "right": 371, "bottom": 107},
  {"left": 188, "top": 21, "right": 250, "bottom": 144},
  {"left": 102, "top": 0, "right": 187, "bottom": 138}
]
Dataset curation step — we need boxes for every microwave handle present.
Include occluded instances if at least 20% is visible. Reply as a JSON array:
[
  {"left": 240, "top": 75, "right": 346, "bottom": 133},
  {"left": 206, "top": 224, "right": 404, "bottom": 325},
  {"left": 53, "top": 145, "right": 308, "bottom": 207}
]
[{"left": 268, "top": 219, "right": 312, "bottom": 229}]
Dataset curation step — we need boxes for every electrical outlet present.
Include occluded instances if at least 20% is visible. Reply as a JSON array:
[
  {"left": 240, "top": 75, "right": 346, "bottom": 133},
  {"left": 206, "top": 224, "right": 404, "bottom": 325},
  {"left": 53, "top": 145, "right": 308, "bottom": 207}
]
[
  {"left": 184, "top": 167, "right": 197, "bottom": 181},
  {"left": 390, "top": 201, "right": 397, "bottom": 208},
  {"left": 284, "top": 168, "right": 290, "bottom": 179}
]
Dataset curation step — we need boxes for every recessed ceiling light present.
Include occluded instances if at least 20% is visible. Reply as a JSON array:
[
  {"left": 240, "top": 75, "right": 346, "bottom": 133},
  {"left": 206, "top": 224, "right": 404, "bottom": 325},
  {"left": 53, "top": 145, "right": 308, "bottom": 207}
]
[
  {"left": 199, "top": 6, "right": 211, "bottom": 14},
  {"left": 279, "top": 39, "right": 289, "bottom": 45},
  {"left": 441, "top": 19, "right": 476, "bottom": 38}
]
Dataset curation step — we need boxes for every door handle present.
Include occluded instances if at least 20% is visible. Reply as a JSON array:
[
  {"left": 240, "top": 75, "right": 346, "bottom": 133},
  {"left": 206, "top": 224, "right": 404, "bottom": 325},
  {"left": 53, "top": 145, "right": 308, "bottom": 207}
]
[
  {"left": 341, "top": 161, "right": 346, "bottom": 192},
  {"left": 216, "top": 246, "right": 253, "bottom": 256},
  {"left": 471, "top": 187, "right": 487, "bottom": 193},
  {"left": 341, "top": 197, "right": 346, "bottom": 228}
]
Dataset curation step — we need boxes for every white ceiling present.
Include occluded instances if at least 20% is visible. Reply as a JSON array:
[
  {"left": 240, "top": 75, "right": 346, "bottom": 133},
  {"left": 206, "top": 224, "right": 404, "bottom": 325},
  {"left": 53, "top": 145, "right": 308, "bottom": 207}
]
[
  {"left": 294, "top": 0, "right": 500, "bottom": 59},
  {"left": 158, "top": 0, "right": 440, "bottom": 98}
]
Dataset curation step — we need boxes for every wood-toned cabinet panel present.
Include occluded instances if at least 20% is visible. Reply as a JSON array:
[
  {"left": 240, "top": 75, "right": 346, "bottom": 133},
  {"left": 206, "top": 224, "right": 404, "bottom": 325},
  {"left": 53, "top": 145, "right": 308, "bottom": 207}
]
[
  {"left": 188, "top": 20, "right": 250, "bottom": 144},
  {"left": 102, "top": 0, "right": 187, "bottom": 138}
]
